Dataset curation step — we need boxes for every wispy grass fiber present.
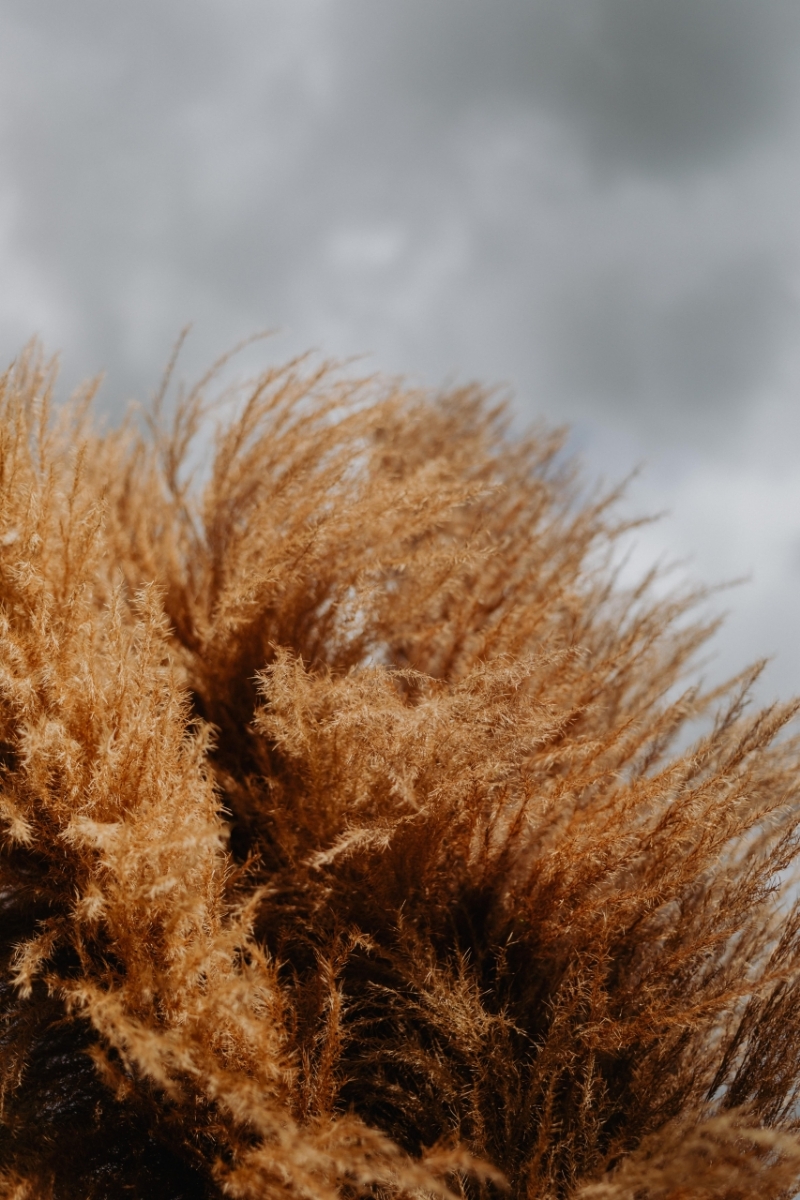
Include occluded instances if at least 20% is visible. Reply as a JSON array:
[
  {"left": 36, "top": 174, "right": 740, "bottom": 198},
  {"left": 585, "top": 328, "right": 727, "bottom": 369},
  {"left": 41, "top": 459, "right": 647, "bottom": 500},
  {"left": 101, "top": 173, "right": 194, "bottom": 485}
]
[{"left": 2, "top": 342, "right": 800, "bottom": 1199}]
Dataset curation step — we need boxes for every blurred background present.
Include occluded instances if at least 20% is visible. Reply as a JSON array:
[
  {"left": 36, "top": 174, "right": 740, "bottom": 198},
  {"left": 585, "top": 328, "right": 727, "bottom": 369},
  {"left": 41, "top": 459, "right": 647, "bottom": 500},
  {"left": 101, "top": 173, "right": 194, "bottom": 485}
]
[{"left": 1, "top": 0, "right": 799, "bottom": 700}]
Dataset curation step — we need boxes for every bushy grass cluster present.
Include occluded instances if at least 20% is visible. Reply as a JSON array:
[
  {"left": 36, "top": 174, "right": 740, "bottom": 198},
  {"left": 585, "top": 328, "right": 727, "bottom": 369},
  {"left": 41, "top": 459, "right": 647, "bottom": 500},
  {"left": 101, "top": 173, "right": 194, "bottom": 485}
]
[{"left": 2, "top": 342, "right": 800, "bottom": 1199}]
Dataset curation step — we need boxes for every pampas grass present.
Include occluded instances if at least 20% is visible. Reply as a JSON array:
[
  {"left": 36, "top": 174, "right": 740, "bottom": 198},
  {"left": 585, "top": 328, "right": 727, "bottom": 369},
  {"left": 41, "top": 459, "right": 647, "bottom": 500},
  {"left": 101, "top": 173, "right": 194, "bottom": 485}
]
[{"left": 2, "top": 340, "right": 800, "bottom": 1199}]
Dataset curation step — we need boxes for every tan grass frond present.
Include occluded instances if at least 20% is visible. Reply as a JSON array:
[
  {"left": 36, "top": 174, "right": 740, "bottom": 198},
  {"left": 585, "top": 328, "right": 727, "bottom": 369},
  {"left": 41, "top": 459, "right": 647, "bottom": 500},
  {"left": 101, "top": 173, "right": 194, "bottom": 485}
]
[{"left": 1, "top": 339, "right": 800, "bottom": 1199}]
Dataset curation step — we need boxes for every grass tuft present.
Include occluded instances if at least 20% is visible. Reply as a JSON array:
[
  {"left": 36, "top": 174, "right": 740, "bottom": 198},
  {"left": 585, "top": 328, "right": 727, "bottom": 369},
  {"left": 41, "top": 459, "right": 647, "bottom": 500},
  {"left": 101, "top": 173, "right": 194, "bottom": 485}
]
[{"left": 1, "top": 341, "right": 800, "bottom": 1199}]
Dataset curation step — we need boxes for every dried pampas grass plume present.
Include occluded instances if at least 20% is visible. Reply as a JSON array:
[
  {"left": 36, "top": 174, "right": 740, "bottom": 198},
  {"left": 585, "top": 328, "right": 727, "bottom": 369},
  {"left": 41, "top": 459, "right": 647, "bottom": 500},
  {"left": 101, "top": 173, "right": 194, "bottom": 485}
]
[{"left": 1, "top": 340, "right": 800, "bottom": 1199}]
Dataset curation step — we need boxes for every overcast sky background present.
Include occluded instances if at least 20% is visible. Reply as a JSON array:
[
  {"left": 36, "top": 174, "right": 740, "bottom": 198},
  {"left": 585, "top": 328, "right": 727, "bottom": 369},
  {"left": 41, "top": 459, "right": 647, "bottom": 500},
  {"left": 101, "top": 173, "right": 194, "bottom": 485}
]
[{"left": 2, "top": 0, "right": 800, "bottom": 700}]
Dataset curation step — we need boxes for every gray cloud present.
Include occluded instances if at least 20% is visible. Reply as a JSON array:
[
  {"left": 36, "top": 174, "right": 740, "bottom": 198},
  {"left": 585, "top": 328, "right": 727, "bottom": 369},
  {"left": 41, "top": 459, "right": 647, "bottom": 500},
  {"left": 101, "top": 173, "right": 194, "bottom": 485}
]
[
  {"left": 3, "top": 0, "right": 800, "bottom": 416},
  {"left": 540, "top": 0, "right": 800, "bottom": 173},
  {"left": 543, "top": 254, "right": 797, "bottom": 430},
  {"left": 331, "top": 0, "right": 800, "bottom": 174}
]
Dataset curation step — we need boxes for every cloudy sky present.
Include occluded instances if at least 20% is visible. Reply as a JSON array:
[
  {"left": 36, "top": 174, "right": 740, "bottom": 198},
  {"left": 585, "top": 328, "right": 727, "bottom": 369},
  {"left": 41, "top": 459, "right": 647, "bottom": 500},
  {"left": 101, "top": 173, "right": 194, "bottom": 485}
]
[{"left": 2, "top": 0, "right": 800, "bottom": 699}]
